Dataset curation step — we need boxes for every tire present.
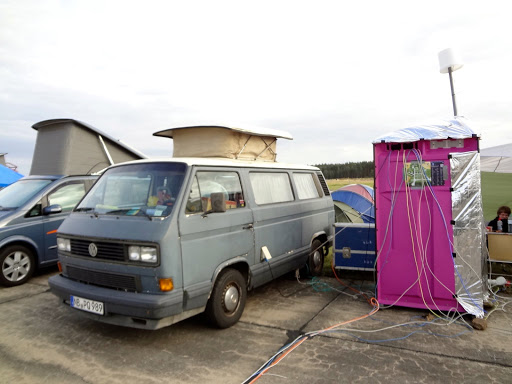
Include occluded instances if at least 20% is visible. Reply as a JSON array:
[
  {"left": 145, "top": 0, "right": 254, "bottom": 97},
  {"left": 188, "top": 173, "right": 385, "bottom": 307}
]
[
  {"left": 206, "top": 268, "right": 247, "bottom": 328},
  {"left": 308, "top": 239, "right": 324, "bottom": 276},
  {"left": 0, "top": 245, "right": 35, "bottom": 287}
]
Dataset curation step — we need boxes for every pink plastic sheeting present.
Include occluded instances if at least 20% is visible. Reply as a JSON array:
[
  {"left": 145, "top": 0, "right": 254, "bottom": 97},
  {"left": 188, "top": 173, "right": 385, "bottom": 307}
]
[{"left": 374, "top": 137, "right": 479, "bottom": 312}]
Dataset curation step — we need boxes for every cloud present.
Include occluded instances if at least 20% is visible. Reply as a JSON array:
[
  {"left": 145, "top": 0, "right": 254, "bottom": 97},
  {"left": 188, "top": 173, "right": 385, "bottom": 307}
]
[{"left": 1, "top": 1, "right": 512, "bottom": 175}]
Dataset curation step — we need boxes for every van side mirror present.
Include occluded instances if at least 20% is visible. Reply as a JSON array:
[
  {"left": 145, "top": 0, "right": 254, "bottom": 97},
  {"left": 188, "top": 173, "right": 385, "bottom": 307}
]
[
  {"left": 210, "top": 193, "right": 226, "bottom": 213},
  {"left": 43, "top": 204, "right": 63, "bottom": 215}
]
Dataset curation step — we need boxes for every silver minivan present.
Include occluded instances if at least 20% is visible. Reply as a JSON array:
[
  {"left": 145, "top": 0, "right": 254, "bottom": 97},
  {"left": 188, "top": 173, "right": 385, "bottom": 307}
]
[{"left": 49, "top": 158, "right": 334, "bottom": 329}]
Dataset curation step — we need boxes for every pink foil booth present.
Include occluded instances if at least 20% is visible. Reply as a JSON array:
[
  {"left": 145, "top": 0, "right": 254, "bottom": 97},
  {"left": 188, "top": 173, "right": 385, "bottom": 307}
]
[{"left": 373, "top": 118, "right": 486, "bottom": 317}]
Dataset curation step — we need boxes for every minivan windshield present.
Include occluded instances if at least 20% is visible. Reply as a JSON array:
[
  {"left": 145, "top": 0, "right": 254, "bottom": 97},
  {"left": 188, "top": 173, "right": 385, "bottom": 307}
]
[
  {"left": 0, "top": 179, "right": 53, "bottom": 210},
  {"left": 76, "top": 162, "right": 187, "bottom": 218}
]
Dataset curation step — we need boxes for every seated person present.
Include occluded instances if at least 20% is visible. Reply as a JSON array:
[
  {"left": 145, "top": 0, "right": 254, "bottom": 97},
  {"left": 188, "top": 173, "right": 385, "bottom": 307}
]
[
  {"left": 148, "top": 186, "right": 174, "bottom": 207},
  {"left": 488, "top": 205, "right": 510, "bottom": 232}
]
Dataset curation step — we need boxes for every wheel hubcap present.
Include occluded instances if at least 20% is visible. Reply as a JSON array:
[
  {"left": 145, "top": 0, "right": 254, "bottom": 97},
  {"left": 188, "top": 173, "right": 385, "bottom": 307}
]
[
  {"left": 3, "top": 251, "right": 31, "bottom": 282},
  {"left": 223, "top": 284, "right": 240, "bottom": 313},
  {"left": 313, "top": 250, "right": 322, "bottom": 268}
]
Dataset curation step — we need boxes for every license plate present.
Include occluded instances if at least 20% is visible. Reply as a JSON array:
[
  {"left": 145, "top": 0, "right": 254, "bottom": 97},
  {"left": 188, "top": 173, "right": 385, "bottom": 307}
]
[{"left": 70, "top": 295, "right": 104, "bottom": 315}]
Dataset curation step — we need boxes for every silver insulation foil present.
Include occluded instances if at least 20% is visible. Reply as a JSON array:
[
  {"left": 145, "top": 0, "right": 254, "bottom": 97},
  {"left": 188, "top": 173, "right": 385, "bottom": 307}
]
[
  {"left": 450, "top": 151, "right": 486, "bottom": 317},
  {"left": 373, "top": 117, "right": 479, "bottom": 143}
]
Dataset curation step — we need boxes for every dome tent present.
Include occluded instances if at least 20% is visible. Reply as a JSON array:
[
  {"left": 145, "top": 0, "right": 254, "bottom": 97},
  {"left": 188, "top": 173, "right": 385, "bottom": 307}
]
[{"left": 331, "top": 184, "right": 375, "bottom": 223}]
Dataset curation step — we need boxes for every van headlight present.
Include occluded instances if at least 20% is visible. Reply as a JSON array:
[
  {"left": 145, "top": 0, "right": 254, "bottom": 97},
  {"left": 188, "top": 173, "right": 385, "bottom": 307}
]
[
  {"left": 57, "top": 238, "right": 71, "bottom": 252},
  {"left": 128, "top": 245, "right": 157, "bottom": 263}
]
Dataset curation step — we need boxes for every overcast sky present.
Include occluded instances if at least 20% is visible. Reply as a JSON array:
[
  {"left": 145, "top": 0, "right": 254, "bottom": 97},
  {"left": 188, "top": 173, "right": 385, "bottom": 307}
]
[{"left": 1, "top": 0, "right": 511, "bottom": 176}]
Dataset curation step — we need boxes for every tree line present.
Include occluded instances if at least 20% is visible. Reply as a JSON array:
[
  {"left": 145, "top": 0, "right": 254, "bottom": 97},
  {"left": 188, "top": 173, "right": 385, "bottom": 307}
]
[{"left": 314, "top": 161, "right": 374, "bottom": 179}]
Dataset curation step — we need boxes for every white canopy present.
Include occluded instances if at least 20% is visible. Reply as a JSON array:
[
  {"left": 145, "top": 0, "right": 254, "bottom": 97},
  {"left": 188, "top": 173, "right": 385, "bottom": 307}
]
[{"left": 481, "top": 143, "right": 512, "bottom": 173}]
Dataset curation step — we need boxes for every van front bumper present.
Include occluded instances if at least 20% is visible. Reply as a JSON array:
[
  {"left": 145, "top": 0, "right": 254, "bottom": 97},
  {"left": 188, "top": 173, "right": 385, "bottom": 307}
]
[{"left": 48, "top": 274, "right": 195, "bottom": 330}]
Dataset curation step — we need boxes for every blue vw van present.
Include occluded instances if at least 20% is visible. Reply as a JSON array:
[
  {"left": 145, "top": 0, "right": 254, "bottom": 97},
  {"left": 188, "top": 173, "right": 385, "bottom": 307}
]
[{"left": 49, "top": 157, "right": 334, "bottom": 329}]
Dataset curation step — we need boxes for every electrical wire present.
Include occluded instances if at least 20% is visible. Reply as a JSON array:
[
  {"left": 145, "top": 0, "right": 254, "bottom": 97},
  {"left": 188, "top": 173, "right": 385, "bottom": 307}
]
[{"left": 242, "top": 272, "right": 380, "bottom": 384}]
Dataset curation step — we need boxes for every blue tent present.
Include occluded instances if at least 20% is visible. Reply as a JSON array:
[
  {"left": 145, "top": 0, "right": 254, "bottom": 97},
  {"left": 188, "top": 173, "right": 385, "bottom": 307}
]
[
  {"left": 0, "top": 164, "right": 23, "bottom": 188},
  {"left": 331, "top": 189, "right": 375, "bottom": 223}
]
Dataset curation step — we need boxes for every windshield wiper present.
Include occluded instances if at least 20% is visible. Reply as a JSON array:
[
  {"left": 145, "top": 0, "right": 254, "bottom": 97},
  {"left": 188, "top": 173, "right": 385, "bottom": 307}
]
[
  {"left": 105, "top": 209, "right": 132, "bottom": 215},
  {"left": 136, "top": 209, "right": 153, "bottom": 221},
  {"left": 106, "top": 208, "right": 152, "bottom": 221},
  {"left": 0, "top": 206, "right": 15, "bottom": 211}
]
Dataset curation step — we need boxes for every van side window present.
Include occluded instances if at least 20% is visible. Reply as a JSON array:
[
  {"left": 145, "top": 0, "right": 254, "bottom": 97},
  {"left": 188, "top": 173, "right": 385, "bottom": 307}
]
[
  {"left": 293, "top": 173, "right": 321, "bottom": 200},
  {"left": 48, "top": 183, "right": 86, "bottom": 212},
  {"left": 249, "top": 172, "right": 294, "bottom": 205},
  {"left": 186, "top": 171, "right": 245, "bottom": 214}
]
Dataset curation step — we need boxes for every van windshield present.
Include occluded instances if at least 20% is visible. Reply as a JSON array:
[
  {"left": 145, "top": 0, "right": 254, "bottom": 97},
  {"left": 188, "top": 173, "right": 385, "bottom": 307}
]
[
  {"left": 76, "top": 162, "right": 187, "bottom": 218},
  {"left": 0, "top": 179, "right": 53, "bottom": 210}
]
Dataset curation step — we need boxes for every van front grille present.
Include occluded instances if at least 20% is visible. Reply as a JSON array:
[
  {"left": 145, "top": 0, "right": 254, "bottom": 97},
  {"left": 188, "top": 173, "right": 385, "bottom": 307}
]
[
  {"left": 66, "top": 266, "right": 140, "bottom": 292},
  {"left": 70, "top": 239, "right": 125, "bottom": 261}
]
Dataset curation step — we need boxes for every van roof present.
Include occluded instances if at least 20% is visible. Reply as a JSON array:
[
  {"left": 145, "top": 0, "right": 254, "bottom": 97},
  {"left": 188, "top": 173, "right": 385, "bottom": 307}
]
[
  {"left": 106, "top": 157, "right": 319, "bottom": 171},
  {"left": 18, "top": 174, "right": 99, "bottom": 181}
]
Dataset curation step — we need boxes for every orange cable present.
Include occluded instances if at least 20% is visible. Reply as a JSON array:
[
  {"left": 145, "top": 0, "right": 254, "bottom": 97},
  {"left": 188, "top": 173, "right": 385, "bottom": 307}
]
[{"left": 248, "top": 271, "right": 380, "bottom": 383}]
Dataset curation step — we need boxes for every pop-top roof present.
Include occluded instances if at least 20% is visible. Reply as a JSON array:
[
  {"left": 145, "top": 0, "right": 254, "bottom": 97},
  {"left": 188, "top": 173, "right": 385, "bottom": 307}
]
[
  {"left": 33, "top": 119, "right": 147, "bottom": 159},
  {"left": 373, "top": 117, "right": 480, "bottom": 144},
  {"left": 153, "top": 125, "right": 293, "bottom": 140},
  {"left": 152, "top": 125, "right": 293, "bottom": 162}
]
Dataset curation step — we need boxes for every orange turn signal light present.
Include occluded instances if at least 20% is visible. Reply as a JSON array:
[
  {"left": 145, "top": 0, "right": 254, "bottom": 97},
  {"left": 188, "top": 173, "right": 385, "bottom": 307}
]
[
  {"left": 159, "top": 278, "right": 174, "bottom": 292},
  {"left": 57, "top": 261, "right": 62, "bottom": 273}
]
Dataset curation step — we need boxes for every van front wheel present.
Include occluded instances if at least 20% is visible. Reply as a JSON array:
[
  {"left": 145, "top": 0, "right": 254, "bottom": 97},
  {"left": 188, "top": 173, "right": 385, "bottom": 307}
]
[
  {"left": 309, "top": 239, "right": 324, "bottom": 276},
  {"left": 206, "top": 268, "right": 247, "bottom": 328},
  {"left": 0, "top": 245, "right": 35, "bottom": 287}
]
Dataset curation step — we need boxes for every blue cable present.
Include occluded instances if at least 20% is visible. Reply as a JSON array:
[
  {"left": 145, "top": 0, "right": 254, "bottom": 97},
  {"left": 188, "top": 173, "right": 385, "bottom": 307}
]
[{"left": 324, "top": 327, "right": 472, "bottom": 343}]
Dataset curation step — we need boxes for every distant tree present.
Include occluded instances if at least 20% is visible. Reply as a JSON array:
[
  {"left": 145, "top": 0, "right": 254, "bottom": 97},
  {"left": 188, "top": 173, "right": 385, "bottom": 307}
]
[{"left": 314, "top": 161, "right": 374, "bottom": 179}]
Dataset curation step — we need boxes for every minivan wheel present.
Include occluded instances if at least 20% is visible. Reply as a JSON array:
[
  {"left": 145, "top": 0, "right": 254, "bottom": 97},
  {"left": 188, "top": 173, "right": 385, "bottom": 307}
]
[
  {"left": 0, "top": 245, "right": 35, "bottom": 287},
  {"left": 308, "top": 239, "right": 324, "bottom": 276},
  {"left": 206, "top": 268, "right": 247, "bottom": 328}
]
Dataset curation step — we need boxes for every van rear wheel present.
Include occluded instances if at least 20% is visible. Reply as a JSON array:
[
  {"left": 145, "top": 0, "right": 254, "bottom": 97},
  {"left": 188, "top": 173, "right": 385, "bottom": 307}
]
[
  {"left": 308, "top": 239, "right": 324, "bottom": 276},
  {"left": 206, "top": 268, "right": 247, "bottom": 328},
  {"left": 0, "top": 245, "right": 35, "bottom": 287}
]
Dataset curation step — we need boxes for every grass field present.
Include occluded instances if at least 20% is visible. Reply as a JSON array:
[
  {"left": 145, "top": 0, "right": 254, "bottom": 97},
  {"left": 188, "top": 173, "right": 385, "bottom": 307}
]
[
  {"left": 481, "top": 172, "right": 512, "bottom": 221},
  {"left": 326, "top": 178, "right": 373, "bottom": 191}
]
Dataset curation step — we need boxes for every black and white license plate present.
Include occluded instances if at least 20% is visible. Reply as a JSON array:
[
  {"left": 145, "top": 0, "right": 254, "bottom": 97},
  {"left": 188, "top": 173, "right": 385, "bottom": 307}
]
[{"left": 70, "top": 295, "right": 104, "bottom": 315}]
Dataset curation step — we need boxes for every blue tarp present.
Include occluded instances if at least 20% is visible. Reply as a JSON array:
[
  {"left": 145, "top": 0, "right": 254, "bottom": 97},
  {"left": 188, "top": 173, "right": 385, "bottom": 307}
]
[
  {"left": 0, "top": 165, "right": 23, "bottom": 188},
  {"left": 331, "top": 189, "right": 375, "bottom": 223}
]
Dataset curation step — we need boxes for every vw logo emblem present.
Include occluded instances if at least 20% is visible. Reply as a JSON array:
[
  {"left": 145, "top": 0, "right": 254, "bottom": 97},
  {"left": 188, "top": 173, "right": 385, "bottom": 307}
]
[{"left": 88, "top": 243, "right": 98, "bottom": 257}]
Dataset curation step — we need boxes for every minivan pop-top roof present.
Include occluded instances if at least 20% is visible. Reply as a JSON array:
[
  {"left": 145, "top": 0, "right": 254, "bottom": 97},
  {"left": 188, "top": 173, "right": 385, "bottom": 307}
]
[{"left": 30, "top": 119, "right": 147, "bottom": 175}]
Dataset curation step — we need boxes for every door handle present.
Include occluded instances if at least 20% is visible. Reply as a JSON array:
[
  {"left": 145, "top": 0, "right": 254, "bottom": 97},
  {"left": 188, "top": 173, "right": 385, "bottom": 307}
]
[{"left": 243, "top": 224, "right": 254, "bottom": 230}]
